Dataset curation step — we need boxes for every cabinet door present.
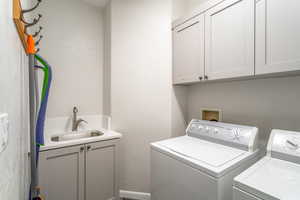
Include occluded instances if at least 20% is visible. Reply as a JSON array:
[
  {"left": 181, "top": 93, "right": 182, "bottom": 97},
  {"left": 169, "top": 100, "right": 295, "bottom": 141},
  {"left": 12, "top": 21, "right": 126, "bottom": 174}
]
[
  {"left": 85, "top": 141, "right": 117, "bottom": 200},
  {"left": 205, "top": 0, "right": 255, "bottom": 80},
  {"left": 39, "top": 145, "right": 85, "bottom": 200},
  {"left": 173, "top": 14, "right": 205, "bottom": 84},
  {"left": 256, "top": 0, "right": 300, "bottom": 75}
]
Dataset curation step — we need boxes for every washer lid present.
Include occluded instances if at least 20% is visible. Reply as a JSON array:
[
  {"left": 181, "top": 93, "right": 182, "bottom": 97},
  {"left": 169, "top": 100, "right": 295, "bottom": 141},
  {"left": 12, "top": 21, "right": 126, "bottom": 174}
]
[
  {"left": 234, "top": 157, "right": 300, "bottom": 200},
  {"left": 157, "top": 136, "right": 246, "bottom": 168}
]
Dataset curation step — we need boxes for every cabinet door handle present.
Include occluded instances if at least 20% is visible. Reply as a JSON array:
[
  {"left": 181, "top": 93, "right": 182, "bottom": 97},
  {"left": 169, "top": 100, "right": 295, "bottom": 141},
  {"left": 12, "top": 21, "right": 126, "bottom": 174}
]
[
  {"left": 204, "top": 75, "right": 208, "bottom": 80},
  {"left": 80, "top": 147, "right": 84, "bottom": 152},
  {"left": 87, "top": 145, "right": 91, "bottom": 151},
  {"left": 198, "top": 76, "right": 203, "bottom": 81}
]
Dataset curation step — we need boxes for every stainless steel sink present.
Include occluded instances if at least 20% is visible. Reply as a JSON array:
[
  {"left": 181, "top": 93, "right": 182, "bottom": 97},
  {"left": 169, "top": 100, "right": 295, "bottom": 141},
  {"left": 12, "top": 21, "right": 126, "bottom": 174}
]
[{"left": 51, "top": 130, "right": 104, "bottom": 142}]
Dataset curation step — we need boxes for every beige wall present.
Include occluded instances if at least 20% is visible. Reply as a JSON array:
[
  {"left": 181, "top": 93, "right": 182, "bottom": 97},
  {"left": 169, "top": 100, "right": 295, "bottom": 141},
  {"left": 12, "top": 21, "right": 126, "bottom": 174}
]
[
  {"left": 186, "top": 0, "right": 210, "bottom": 12},
  {"left": 172, "top": 0, "right": 188, "bottom": 20},
  {"left": 39, "top": 0, "right": 105, "bottom": 117},
  {"left": 172, "top": 0, "right": 210, "bottom": 20},
  {"left": 171, "top": 86, "right": 188, "bottom": 137},
  {"left": 0, "top": 0, "right": 30, "bottom": 199},
  {"left": 110, "top": 0, "right": 173, "bottom": 193},
  {"left": 103, "top": 2, "right": 112, "bottom": 116},
  {"left": 187, "top": 76, "right": 300, "bottom": 145}
]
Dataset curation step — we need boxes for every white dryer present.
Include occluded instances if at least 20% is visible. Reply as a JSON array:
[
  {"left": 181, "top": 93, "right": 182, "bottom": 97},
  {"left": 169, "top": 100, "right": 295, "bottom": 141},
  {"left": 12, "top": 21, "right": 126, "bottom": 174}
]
[
  {"left": 151, "top": 119, "right": 260, "bottom": 200},
  {"left": 234, "top": 129, "right": 300, "bottom": 200}
]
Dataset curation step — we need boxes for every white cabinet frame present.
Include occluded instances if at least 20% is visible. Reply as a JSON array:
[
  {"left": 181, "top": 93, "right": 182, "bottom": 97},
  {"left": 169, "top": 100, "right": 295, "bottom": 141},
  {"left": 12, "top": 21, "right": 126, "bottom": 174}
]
[
  {"left": 173, "top": 14, "right": 205, "bottom": 84},
  {"left": 205, "top": 0, "right": 255, "bottom": 80}
]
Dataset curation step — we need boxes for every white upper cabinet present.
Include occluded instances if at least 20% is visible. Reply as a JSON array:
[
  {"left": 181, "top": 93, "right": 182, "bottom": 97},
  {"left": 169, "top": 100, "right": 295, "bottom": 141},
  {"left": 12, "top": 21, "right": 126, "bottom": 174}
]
[
  {"left": 256, "top": 0, "right": 300, "bottom": 75},
  {"left": 205, "top": 0, "right": 255, "bottom": 80},
  {"left": 173, "top": 14, "right": 205, "bottom": 84}
]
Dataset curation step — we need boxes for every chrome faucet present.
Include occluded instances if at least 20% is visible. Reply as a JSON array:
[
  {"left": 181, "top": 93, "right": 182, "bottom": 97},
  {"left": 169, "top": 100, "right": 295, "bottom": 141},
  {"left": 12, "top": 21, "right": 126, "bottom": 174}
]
[{"left": 72, "top": 107, "right": 88, "bottom": 131}]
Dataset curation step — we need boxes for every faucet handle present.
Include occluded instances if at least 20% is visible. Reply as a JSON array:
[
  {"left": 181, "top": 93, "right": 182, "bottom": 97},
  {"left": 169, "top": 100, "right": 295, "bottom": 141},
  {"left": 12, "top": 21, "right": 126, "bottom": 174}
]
[
  {"left": 81, "top": 119, "right": 88, "bottom": 124},
  {"left": 73, "top": 107, "right": 78, "bottom": 113}
]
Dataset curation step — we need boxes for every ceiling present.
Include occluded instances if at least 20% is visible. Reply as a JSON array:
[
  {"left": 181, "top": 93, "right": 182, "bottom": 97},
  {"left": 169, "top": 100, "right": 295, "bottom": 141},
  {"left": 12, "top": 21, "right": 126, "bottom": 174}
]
[{"left": 82, "top": 0, "right": 110, "bottom": 7}]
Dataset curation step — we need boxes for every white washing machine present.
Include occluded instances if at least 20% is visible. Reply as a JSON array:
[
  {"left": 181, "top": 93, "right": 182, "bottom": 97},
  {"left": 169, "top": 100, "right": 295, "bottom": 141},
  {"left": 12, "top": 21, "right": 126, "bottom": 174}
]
[
  {"left": 234, "top": 129, "right": 300, "bottom": 200},
  {"left": 151, "top": 119, "right": 260, "bottom": 200}
]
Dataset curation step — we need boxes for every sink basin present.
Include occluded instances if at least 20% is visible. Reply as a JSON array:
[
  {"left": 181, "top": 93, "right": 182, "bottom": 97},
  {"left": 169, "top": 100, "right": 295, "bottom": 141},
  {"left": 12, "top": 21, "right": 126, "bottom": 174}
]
[{"left": 51, "top": 130, "right": 104, "bottom": 142}]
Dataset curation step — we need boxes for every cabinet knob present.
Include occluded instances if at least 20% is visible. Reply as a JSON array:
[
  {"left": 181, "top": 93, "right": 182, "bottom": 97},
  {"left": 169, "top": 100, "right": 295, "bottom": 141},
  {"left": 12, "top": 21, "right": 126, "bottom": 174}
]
[
  {"left": 204, "top": 75, "right": 208, "bottom": 80},
  {"left": 198, "top": 76, "right": 203, "bottom": 81},
  {"left": 80, "top": 147, "right": 84, "bottom": 152},
  {"left": 87, "top": 145, "right": 91, "bottom": 151}
]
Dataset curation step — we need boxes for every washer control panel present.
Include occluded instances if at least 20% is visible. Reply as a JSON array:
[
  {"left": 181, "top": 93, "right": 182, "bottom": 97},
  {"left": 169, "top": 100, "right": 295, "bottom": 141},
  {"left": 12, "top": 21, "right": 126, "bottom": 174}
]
[
  {"left": 268, "top": 129, "right": 300, "bottom": 163},
  {"left": 186, "top": 119, "right": 258, "bottom": 151}
]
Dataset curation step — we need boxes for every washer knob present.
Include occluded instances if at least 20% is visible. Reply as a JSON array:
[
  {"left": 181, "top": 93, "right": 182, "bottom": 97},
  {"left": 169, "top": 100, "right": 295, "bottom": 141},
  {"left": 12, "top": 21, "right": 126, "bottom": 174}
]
[
  {"left": 286, "top": 140, "right": 299, "bottom": 150},
  {"left": 214, "top": 128, "right": 219, "bottom": 134},
  {"left": 205, "top": 127, "right": 210, "bottom": 132}
]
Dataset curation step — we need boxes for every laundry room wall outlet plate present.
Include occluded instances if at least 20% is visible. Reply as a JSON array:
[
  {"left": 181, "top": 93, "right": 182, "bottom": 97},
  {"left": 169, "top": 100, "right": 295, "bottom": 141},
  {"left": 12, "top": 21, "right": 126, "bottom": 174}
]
[
  {"left": 201, "top": 108, "right": 222, "bottom": 122},
  {"left": 0, "top": 113, "right": 9, "bottom": 154}
]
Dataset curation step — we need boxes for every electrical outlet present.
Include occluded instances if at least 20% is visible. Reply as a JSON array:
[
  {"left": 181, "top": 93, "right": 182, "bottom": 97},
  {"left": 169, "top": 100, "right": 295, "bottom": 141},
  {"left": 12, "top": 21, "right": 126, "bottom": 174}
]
[
  {"left": 201, "top": 109, "right": 222, "bottom": 122},
  {"left": 0, "top": 113, "right": 9, "bottom": 154}
]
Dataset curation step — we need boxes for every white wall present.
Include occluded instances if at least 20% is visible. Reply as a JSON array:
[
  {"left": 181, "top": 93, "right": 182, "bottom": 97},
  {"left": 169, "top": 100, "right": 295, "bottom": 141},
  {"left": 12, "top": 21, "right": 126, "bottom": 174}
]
[
  {"left": 39, "top": 0, "right": 105, "bottom": 117},
  {"left": 172, "top": 0, "right": 210, "bottom": 20},
  {"left": 187, "top": 76, "right": 300, "bottom": 145},
  {"left": 109, "top": 0, "right": 173, "bottom": 193},
  {"left": 172, "top": 0, "right": 188, "bottom": 20},
  {"left": 103, "top": 2, "right": 112, "bottom": 116},
  {"left": 171, "top": 0, "right": 189, "bottom": 136},
  {"left": 0, "top": 0, "right": 30, "bottom": 199},
  {"left": 186, "top": 0, "right": 210, "bottom": 12}
]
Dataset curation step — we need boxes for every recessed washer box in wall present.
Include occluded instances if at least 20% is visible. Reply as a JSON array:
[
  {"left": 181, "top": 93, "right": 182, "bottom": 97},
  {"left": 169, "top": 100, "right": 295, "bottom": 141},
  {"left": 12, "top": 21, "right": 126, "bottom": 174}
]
[
  {"left": 201, "top": 108, "right": 222, "bottom": 122},
  {"left": 0, "top": 113, "right": 9, "bottom": 154}
]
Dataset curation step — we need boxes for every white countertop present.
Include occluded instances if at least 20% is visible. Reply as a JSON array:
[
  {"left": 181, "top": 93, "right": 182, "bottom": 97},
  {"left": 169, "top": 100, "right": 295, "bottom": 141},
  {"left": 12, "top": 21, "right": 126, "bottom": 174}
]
[{"left": 40, "top": 129, "right": 122, "bottom": 151}]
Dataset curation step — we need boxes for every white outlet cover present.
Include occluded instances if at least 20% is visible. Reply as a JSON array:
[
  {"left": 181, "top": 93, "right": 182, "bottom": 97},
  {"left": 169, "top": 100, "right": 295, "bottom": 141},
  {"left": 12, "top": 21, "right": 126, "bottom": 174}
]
[{"left": 0, "top": 113, "right": 9, "bottom": 154}]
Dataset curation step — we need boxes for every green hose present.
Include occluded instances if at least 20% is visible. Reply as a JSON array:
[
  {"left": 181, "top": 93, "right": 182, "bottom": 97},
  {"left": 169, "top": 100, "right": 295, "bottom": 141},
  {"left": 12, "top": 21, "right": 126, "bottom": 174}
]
[{"left": 35, "top": 54, "right": 49, "bottom": 101}]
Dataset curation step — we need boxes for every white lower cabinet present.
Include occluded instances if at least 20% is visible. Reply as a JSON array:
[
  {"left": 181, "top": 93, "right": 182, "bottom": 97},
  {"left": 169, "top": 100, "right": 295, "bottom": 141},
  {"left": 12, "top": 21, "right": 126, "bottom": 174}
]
[
  {"left": 255, "top": 0, "right": 300, "bottom": 75},
  {"left": 86, "top": 142, "right": 115, "bottom": 200},
  {"left": 39, "top": 140, "right": 119, "bottom": 200},
  {"left": 205, "top": 0, "right": 255, "bottom": 80}
]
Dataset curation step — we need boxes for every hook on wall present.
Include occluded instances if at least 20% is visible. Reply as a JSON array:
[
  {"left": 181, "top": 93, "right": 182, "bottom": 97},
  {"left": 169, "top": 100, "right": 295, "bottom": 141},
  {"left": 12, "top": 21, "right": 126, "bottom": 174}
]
[
  {"left": 21, "top": 13, "right": 42, "bottom": 26},
  {"left": 21, "top": 0, "right": 43, "bottom": 36},
  {"left": 35, "top": 35, "right": 43, "bottom": 46},
  {"left": 33, "top": 26, "right": 43, "bottom": 37},
  {"left": 13, "top": 0, "right": 44, "bottom": 53},
  {"left": 24, "top": 19, "right": 42, "bottom": 35},
  {"left": 22, "top": 0, "right": 42, "bottom": 14}
]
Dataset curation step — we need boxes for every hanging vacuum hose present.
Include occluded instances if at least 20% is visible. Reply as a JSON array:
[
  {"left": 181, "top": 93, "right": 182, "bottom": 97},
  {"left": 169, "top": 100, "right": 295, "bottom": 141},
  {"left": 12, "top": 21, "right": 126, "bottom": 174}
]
[
  {"left": 34, "top": 54, "right": 52, "bottom": 157},
  {"left": 27, "top": 36, "right": 52, "bottom": 200}
]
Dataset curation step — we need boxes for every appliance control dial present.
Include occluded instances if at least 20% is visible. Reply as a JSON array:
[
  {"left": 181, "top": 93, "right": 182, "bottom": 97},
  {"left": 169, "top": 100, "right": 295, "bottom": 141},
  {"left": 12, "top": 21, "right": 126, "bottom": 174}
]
[
  {"left": 213, "top": 128, "right": 219, "bottom": 134},
  {"left": 205, "top": 126, "right": 210, "bottom": 133},
  {"left": 286, "top": 138, "right": 300, "bottom": 150},
  {"left": 198, "top": 125, "right": 204, "bottom": 130}
]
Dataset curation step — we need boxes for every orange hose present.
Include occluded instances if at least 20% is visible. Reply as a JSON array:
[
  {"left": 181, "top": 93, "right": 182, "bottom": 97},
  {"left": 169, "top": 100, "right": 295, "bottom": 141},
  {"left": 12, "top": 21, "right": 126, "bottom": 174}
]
[{"left": 27, "top": 35, "right": 36, "bottom": 54}]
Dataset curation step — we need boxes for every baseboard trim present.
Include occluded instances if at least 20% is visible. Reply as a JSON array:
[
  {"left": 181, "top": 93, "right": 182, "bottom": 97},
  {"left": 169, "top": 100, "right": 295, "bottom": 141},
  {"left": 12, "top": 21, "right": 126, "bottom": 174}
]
[{"left": 119, "top": 190, "right": 151, "bottom": 200}]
